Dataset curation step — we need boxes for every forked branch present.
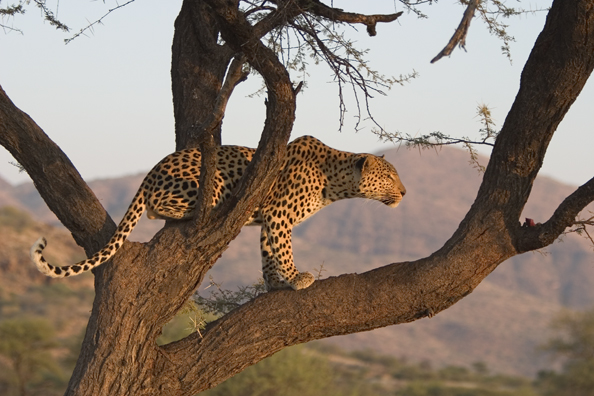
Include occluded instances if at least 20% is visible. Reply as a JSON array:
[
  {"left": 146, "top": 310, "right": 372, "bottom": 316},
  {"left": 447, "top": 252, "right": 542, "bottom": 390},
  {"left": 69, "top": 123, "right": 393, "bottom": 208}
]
[{"left": 516, "top": 177, "right": 594, "bottom": 252}]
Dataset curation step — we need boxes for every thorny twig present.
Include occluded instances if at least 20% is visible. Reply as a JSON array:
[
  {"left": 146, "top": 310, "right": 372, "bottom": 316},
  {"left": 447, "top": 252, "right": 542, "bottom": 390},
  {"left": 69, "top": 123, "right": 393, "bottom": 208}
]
[
  {"left": 312, "top": 263, "right": 327, "bottom": 280},
  {"left": 374, "top": 104, "right": 498, "bottom": 173},
  {"left": 1, "top": 0, "right": 67, "bottom": 32},
  {"left": 64, "top": 0, "right": 136, "bottom": 44},
  {"left": 195, "top": 276, "right": 267, "bottom": 316}
]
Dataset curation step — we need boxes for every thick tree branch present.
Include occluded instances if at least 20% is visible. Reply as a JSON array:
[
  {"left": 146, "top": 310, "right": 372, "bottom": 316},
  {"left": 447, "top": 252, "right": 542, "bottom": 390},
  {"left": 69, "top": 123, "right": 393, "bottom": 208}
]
[
  {"left": 0, "top": 85, "right": 114, "bottom": 254},
  {"left": 190, "top": 55, "right": 249, "bottom": 226},
  {"left": 172, "top": 0, "right": 235, "bottom": 149},
  {"left": 251, "top": 0, "right": 306, "bottom": 39},
  {"left": 516, "top": 176, "right": 594, "bottom": 252},
  {"left": 163, "top": 254, "right": 479, "bottom": 393}
]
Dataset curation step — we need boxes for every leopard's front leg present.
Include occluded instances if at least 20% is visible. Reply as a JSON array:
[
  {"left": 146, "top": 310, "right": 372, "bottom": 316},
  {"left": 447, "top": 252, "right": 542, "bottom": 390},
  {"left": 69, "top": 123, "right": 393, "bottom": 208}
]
[
  {"left": 259, "top": 228, "right": 288, "bottom": 290},
  {"left": 259, "top": 222, "right": 314, "bottom": 291}
]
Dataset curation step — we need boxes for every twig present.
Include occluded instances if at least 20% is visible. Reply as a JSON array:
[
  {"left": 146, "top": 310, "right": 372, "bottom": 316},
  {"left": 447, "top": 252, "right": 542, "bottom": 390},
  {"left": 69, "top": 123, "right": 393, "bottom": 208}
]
[
  {"left": 64, "top": 0, "right": 136, "bottom": 44},
  {"left": 0, "top": 23, "right": 23, "bottom": 34},
  {"left": 567, "top": 215, "right": 594, "bottom": 246}
]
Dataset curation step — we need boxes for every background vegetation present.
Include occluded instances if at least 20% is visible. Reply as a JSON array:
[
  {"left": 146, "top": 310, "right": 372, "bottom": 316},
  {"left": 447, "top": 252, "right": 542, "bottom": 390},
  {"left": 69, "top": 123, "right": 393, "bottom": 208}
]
[
  {"left": 5, "top": 301, "right": 590, "bottom": 396},
  {"left": 0, "top": 205, "right": 591, "bottom": 395}
]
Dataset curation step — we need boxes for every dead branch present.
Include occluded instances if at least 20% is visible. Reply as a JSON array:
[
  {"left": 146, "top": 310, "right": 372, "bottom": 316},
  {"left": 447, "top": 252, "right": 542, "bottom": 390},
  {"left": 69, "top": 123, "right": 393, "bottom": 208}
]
[
  {"left": 431, "top": 0, "right": 479, "bottom": 63},
  {"left": 299, "top": 0, "right": 403, "bottom": 36}
]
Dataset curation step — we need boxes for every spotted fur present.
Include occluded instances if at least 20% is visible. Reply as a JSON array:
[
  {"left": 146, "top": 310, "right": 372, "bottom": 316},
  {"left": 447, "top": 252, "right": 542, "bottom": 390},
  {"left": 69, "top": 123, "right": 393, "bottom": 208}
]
[{"left": 30, "top": 136, "right": 406, "bottom": 290}]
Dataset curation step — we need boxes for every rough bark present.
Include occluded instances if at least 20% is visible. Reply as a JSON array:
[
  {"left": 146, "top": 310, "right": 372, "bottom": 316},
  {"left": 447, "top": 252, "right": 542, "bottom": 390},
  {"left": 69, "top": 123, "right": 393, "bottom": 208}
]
[
  {"left": 0, "top": 0, "right": 592, "bottom": 395},
  {"left": 0, "top": 88, "right": 116, "bottom": 254},
  {"left": 171, "top": 0, "right": 234, "bottom": 149}
]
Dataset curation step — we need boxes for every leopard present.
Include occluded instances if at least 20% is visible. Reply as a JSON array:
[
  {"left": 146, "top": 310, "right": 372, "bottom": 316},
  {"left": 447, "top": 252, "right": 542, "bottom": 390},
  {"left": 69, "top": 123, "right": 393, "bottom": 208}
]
[{"left": 30, "top": 135, "right": 406, "bottom": 291}]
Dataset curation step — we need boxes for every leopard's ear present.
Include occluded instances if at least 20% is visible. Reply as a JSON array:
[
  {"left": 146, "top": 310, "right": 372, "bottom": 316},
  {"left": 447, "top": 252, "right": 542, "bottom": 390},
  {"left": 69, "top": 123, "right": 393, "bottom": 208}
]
[
  {"left": 355, "top": 156, "right": 368, "bottom": 171},
  {"left": 379, "top": 154, "right": 385, "bottom": 159}
]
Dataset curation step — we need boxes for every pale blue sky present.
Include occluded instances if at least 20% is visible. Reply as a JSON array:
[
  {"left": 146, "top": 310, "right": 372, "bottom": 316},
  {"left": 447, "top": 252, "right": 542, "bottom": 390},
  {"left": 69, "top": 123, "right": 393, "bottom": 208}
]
[{"left": 0, "top": 1, "right": 592, "bottom": 187}]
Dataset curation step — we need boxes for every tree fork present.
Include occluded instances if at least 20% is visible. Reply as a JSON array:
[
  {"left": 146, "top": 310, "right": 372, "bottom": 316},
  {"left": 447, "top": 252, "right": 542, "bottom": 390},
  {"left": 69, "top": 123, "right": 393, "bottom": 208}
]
[{"left": 65, "top": 0, "right": 301, "bottom": 394}]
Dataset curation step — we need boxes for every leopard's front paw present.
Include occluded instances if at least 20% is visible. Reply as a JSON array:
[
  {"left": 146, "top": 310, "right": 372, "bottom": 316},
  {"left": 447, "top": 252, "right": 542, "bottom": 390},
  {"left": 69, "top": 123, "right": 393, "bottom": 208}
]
[
  {"left": 264, "top": 275, "right": 291, "bottom": 291},
  {"left": 289, "top": 272, "right": 315, "bottom": 290}
]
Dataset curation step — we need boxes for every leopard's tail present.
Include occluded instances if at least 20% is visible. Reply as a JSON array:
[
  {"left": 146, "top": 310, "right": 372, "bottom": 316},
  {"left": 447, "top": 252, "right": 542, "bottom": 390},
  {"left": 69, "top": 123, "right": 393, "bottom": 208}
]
[{"left": 30, "top": 188, "right": 148, "bottom": 278}]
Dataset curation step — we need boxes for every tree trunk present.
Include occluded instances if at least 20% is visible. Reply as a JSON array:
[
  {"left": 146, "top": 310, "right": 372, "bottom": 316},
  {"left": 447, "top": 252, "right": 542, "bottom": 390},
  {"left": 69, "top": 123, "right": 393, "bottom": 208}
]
[
  {"left": 0, "top": 0, "right": 593, "bottom": 395},
  {"left": 171, "top": 0, "right": 234, "bottom": 149}
]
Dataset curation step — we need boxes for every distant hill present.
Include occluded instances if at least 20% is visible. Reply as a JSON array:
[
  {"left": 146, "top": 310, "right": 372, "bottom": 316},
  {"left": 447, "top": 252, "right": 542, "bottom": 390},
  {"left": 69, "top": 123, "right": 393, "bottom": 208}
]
[{"left": 0, "top": 144, "right": 592, "bottom": 376}]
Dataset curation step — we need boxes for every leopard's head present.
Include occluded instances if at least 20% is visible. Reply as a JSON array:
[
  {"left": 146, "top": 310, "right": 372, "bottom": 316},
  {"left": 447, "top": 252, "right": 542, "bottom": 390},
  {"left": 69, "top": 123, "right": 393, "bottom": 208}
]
[{"left": 355, "top": 154, "right": 406, "bottom": 208}]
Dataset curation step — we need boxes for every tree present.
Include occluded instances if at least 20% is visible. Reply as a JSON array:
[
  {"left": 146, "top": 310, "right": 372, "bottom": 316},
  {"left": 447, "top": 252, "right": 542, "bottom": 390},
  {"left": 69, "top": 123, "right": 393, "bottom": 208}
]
[
  {"left": 201, "top": 345, "right": 344, "bottom": 396},
  {"left": 0, "top": 318, "right": 61, "bottom": 396},
  {"left": 1, "top": 0, "right": 594, "bottom": 395},
  {"left": 537, "top": 308, "right": 594, "bottom": 396}
]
